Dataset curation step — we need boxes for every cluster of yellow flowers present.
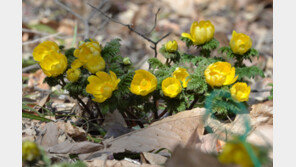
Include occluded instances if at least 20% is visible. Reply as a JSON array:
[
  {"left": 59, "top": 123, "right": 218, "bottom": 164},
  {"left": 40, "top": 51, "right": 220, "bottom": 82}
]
[
  {"left": 166, "top": 20, "right": 252, "bottom": 102},
  {"left": 33, "top": 41, "right": 67, "bottom": 77},
  {"left": 66, "top": 39, "right": 106, "bottom": 82},
  {"left": 130, "top": 68, "right": 190, "bottom": 98},
  {"left": 204, "top": 61, "right": 250, "bottom": 102},
  {"left": 33, "top": 19, "right": 253, "bottom": 103}
]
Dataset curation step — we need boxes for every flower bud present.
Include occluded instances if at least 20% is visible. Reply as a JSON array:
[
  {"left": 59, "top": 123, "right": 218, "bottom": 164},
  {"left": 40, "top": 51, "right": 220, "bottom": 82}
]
[
  {"left": 230, "top": 82, "right": 251, "bottom": 102},
  {"left": 230, "top": 31, "right": 252, "bottom": 55},
  {"left": 182, "top": 20, "right": 215, "bottom": 45},
  {"left": 66, "top": 68, "right": 81, "bottom": 82},
  {"left": 22, "top": 141, "right": 40, "bottom": 162},
  {"left": 165, "top": 40, "right": 178, "bottom": 52},
  {"left": 123, "top": 57, "right": 132, "bottom": 65}
]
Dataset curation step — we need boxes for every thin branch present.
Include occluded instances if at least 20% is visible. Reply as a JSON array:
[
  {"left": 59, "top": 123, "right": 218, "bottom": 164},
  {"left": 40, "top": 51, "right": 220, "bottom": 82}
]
[
  {"left": 22, "top": 32, "right": 62, "bottom": 45},
  {"left": 75, "top": 95, "right": 95, "bottom": 119},
  {"left": 54, "top": 0, "right": 89, "bottom": 39},
  {"left": 145, "top": 8, "right": 160, "bottom": 35},
  {"left": 251, "top": 89, "right": 271, "bottom": 93},
  {"left": 22, "top": 28, "right": 50, "bottom": 36},
  {"left": 158, "top": 108, "right": 168, "bottom": 118},
  {"left": 87, "top": 0, "right": 109, "bottom": 21},
  {"left": 187, "top": 96, "right": 198, "bottom": 110},
  {"left": 22, "top": 64, "right": 40, "bottom": 73},
  {"left": 88, "top": 3, "right": 171, "bottom": 59}
]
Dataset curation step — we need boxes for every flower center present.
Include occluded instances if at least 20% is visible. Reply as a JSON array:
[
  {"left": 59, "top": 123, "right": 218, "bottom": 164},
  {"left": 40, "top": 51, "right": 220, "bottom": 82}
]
[{"left": 140, "top": 79, "right": 150, "bottom": 89}]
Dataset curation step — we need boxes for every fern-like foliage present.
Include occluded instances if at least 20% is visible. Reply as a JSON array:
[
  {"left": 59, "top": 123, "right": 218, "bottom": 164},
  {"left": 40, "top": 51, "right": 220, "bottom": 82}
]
[
  {"left": 101, "top": 38, "right": 125, "bottom": 76},
  {"left": 219, "top": 46, "right": 259, "bottom": 67},
  {"left": 205, "top": 89, "right": 248, "bottom": 120},
  {"left": 236, "top": 66, "right": 265, "bottom": 80},
  {"left": 180, "top": 36, "right": 193, "bottom": 48},
  {"left": 148, "top": 58, "right": 165, "bottom": 70}
]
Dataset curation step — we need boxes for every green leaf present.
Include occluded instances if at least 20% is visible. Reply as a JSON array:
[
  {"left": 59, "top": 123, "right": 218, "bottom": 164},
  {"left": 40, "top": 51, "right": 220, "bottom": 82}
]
[
  {"left": 236, "top": 66, "right": 265, "bottom": 80},
  {"left": 148, "top": 58, "right": 165, "bottom": 70},
  {"left": 180, "top": 36, "right": 193, "bottom": 48},
  {"left": 201, "top": 38, "right": 219, "bottom": 50},
  {"left": 22, "top": 112, "right": 52, "bottom": 122}
]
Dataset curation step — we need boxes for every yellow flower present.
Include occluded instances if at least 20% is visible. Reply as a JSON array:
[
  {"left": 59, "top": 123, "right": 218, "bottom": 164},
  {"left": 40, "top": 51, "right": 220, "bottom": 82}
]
[
  {"left": 230, "top": 82, "right": 251, "bottom": 102},
  {"left": 204, "top": 62, "right": 238, "bottom": 87},
  {"left": 130, "top": 69, "right": 157, "bottom": 96},
  {"left": 218, "top": 138, "right": 258, "bottom": 167},
  {"left": 181, "top": 20, "right": 215, "bottom": 45},
  {"left": 71, "top": 59, "right": 83, "bottom": 69},
  {"left": 165, "top": 40, "right": 178, "bottom": 52},
  {"left": 66, "top": 68, "right": 81, "bottom": 82},
  {"left": 86, "top": 71, "right": 120, "bottom": 103},
  {"left": 162, "top": 77, "right": 182, "bottom": 98},
  {"left": 83, "top": 55, "right": 106, "bottom": 74},
  {"left": 172, "top": 67, "right": 190, "bottom": 88},
  {"left": 33, "top": 41, "right": 60, "bottom": 62},
  {"left": 230, "top": 31, "right": 252, "bottom": 55},
  {"left": 22, "top": 141, "right": 40, "bottom": 162},
  {"left": 39, "top": 52, "right": 67, "bottom": 77},
  {"left": 74, "top": 39, "right": 102, "bottom": 64}
]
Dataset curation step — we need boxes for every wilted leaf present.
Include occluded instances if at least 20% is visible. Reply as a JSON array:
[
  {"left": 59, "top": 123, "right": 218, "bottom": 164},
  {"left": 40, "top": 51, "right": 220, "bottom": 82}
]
[
  {"left": 48, "top": 140, "right": 103, "bottom": 154},
  {"left": 142, "top": 152, "right": 167, "bottom": 165},
  {"left": 84, "top": 108, "right": 205, "bottom": 160},
  {"left": 165, "top": 145, "right": 235, "bottom": 167}
]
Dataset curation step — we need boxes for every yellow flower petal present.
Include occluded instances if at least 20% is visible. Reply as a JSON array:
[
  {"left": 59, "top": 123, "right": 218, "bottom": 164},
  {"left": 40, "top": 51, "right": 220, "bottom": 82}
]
[
  {"left": 172, "top": 67, "right": 190, "bottom": 88},
  {"left": 130, "top": 70, "right": 157, "bottom": 96},
  {"left": 182, "top": 20, "right": 215, "bottom": 45},
  {"left": 204, "top": 62, "right": 238, "bottom": 87},
  {"left": 39, "top": 52, "right": 67, "bottom": 77},
  {"left": 230, "top": 82, "right": 251, "bottom": 102},
  {"left": 165, "top": 40, "right": 178, "bottom": 52},
  {"left": 230, "top": 30, "right": 252, "bottom": 55},
  {"left": 66, "top": 68, "right": 81, "bottom": 82},
  {"left": 86, "top": 71, "right": 120, "bottom": 103},
  {"left": 33, "top": 41, "right": 59, "bottom": 62},
  {"left": 162, "top": 77, "right": 182, "bottom": 98}
]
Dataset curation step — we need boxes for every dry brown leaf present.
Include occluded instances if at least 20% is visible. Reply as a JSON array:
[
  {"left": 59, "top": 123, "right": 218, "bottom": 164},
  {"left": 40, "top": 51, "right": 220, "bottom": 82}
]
[
  {"left": 103, "top": 110, "right": 131, "bottom": 139},
  {"left": 36, "top": 122, "right": 60, "bottom": 149},
  {"left": 56, "top": 121, "right": 87, "bottom": 141},
  {"left": 86, "top": 159, "right": 161, "bottom": 167},
  {"left": 48, "top": 140, "right": 103, "bottom": 154},
  {"left": 165, "top": 145, "right": 235, "bottom": 167},
  {"left": 205, "top": 113, "right": 249, "bottom": 141},
  {"left": 142, "top": 152, "right": 167, "bottom": 165},
  {"left": 34, "top": 93, "right": 50, "bottom": 111},
  {"left": 84, "top": 108, "right": 206, "bottom": 160},
  {"left": 250, "top": 100, "right": 273, "bottom": 127},
  {"left": 247, "top": 125, "right": 273, "bottom": 147},
  {"left": 28, "top": 69, "right": 49, "bottom": 90}
]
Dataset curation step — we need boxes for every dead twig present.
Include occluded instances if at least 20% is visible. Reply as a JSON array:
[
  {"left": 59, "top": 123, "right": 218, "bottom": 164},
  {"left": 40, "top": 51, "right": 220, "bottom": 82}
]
[
  {"left": 22, "top": 32, "right": 62, "bottom": 45},
  {"left": 144, "top": 8, "right": 161, "bottom": 36},
  {"left": 54, "top": 0, "right": 109, "bottom": 39},
  {"left": 88, "top": 3, "right": 171, "bottom": 59},
  {"left": 22, "top": 64, "right": 40, "bottom": 73}
]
